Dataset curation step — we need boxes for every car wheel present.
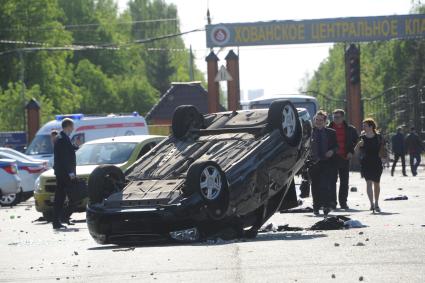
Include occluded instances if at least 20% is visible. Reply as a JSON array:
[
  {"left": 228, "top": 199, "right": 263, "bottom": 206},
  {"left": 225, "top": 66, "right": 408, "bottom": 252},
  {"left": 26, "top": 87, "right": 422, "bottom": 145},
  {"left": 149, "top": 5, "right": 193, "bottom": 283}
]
[
  {"left": 267, "top": 100, "right": 302, "bottom": 146},
  {"left": 186, "top": 161, "right": 229, "bottom": 219},
  {"left": 172, "top": 105, "right": 204, "bottom": 139},
  {"left": 88, "top": 165, "right": 125, "bottom": 205},
  {"left": 0, "top": 192, "right": 21, "bottom": 207}
]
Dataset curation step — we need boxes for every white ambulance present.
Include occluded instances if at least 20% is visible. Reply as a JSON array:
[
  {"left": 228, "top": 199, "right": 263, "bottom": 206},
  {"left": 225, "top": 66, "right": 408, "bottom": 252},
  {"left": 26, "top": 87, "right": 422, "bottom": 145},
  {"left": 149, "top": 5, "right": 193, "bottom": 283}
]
[{"left": 25, "top": 113, "right": 149, "bottom": 165}]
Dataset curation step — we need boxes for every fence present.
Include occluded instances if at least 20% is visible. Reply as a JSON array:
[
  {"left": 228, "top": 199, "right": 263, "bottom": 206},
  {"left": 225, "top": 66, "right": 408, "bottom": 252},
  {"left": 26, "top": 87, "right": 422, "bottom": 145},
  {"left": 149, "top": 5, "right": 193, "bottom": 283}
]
[
  {"left": 362, "top": 85, "right": 425, "bottom": 140},
  {"left": 303, "top": 90, "right": 346, "bottom": 116},
  {"left": 306, "top": 85, "right": 425, "bottom": 141}
]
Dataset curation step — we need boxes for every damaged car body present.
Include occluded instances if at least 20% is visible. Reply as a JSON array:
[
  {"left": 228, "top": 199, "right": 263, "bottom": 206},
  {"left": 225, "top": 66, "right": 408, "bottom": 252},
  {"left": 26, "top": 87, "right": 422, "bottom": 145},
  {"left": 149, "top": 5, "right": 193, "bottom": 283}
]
[{"left": 86, "top": 100, "right": 312, "bottom": 244}]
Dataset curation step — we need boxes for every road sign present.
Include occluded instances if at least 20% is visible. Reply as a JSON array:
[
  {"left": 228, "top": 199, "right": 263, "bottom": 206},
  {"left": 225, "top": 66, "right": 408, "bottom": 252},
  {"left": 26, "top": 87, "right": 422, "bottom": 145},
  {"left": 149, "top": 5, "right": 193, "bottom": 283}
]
[
  {"left": 0, "top": 131, "right": 27, "bottom": 152},
  {"left": 215, "top": 65, "right": 233, "bottom": 82},
  {"left": 206, "top": 14, "right": 425, "bottom": 47}
]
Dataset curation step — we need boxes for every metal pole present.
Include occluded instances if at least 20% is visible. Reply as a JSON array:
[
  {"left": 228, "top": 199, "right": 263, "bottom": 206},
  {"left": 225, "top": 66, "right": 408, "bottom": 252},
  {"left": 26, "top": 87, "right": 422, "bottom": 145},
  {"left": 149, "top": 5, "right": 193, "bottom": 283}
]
[
  {"left": 189, "top": 45, "right": 194, "bottom": 81},
  {"left": 18, "top": 50, "right": 26, "bottom": 133}
]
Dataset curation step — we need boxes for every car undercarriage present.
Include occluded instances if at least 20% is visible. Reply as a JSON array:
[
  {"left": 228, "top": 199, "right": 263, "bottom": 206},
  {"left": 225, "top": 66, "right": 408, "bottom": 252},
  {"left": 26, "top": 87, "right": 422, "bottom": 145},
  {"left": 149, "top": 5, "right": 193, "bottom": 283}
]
[{"left": 86, "top": 100, "right": 312, "bottom": 244}]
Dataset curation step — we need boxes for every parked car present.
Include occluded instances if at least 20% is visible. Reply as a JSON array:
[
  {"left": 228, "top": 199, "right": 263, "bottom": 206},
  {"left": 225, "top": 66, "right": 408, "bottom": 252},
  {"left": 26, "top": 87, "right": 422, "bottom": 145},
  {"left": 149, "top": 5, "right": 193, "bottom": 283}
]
[
  {"left": 34, "top": 135, "right": 165, "bottom": 219},
  {"left": 25, "top": 112, "right": 149, "bottom": 166},
  {"left": 0, "top": 147, "right": 47, "bottom": 163},
  {"left": 241, "top": 94, "right": 318, "bottom": 118},
  {"left": 86, "top": 100, "right": 312, "bottom": 245},
  {"left": 0, "top": 151, "right": 48, "bottom": 206},
  {"left": 0, "top": 159, "right": 21, "bottom": 206}
]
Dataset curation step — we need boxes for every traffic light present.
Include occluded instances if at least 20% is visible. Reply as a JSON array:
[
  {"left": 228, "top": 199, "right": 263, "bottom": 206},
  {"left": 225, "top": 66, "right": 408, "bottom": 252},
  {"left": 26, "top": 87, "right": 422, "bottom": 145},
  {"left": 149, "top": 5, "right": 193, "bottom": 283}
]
[{"left": 349, "top": 57, "right": 360, "bottom": 85}]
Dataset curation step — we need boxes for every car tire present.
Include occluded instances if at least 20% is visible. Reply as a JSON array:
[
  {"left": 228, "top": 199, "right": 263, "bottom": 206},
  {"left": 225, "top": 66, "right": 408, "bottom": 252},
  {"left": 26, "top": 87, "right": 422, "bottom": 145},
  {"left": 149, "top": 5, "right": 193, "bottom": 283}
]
[
  {"left": 88, "top": 165, "right": 125, "bottom": 205},
  {"left": 267, "top": 100, "right": 302, "bottom": 146},
  {"left": 186, "top": 161, "right": 229, "bottom": 219},
  {"left": 0, "top": 192, "right": 21, "bottom": 207},
  {"left": 172, "top": 105, "right": 204, "bottom": 139}
]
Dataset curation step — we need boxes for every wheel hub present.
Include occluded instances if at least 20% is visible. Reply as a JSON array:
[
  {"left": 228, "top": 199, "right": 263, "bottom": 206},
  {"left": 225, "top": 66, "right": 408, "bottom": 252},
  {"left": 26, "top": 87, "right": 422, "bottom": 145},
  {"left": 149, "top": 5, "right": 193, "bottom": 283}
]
[
  {"left": 200, "top": 166, "right": 222, "bottom": 200},
  {"left": 281, "top": 105, "right": 296, "bottom": 138},
  {"left": 0, "top": 194, "right": 16, "bottom": 205}
]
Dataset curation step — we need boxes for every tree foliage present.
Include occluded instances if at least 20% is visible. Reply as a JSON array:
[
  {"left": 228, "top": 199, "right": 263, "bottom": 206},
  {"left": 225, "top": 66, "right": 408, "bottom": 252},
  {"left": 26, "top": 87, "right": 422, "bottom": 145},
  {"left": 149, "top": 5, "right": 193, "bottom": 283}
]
[{"left": 0, "top": 0, "right": 203, "bottom": 131}]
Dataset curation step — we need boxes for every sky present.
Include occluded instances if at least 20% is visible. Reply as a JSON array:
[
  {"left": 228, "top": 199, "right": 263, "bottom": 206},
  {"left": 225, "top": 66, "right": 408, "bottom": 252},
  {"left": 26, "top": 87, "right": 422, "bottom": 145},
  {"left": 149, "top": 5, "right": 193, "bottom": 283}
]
[{"left": 117, "top": 0, "right": 414, "bottom": 99}]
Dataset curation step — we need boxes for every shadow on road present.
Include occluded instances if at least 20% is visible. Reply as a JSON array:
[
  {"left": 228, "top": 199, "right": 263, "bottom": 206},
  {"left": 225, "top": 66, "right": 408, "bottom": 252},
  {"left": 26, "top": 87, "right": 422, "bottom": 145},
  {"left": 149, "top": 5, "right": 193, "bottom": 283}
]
[
  {"left": 87, "top": 231, "right": 327, "bottom": 251},
  {"left": 53, "top": 228, "right": 81, "bottom": 233},
  {"left": 252, "top": 231, "right": 327, "bottom": 242},
  {"left": 372, "top": 211, "right": 399, "bottom": 216}
]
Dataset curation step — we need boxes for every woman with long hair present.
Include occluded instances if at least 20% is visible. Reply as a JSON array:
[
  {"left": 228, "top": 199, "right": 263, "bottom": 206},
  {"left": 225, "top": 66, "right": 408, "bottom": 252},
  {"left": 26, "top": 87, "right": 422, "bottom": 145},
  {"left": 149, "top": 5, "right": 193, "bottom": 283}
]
[{"left": 355, "top": 118, "right": 387, "bottom": 212}]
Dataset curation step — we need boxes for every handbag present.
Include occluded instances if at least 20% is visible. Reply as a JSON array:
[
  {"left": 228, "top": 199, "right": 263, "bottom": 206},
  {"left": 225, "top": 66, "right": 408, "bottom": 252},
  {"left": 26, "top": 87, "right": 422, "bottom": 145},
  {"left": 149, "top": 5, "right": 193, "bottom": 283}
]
[
  {"left": 65, "top": 178, "right": 88, "bottom": 204},
  {"left": 377, "top": 134, "right": 388, "bottom": 159}
]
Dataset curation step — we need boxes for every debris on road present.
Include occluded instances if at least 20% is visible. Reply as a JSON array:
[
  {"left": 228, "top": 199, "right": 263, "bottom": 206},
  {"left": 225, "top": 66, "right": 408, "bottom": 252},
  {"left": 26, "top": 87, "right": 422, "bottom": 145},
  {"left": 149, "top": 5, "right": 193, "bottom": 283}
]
[
  {"left": 112, "top": 247, "right": 135, "bottom": 252},
  {"left": 280, "top": 207, "right": 313, "bottom": 213},
  {"left": 206, "top": 238, "right": 227, "bottom": 245},
  {"left": 384, "top": 195, "right": 408, "bottom": 201},
  {"left": 310, "top": 216, "right": 355, "bottom": 230},
  {"left": 259, "top": 223, "right": 276, "bottom": 233},
  {"left": 345, "top": 219, "right": 366, "bottom": 228},
  {"left": 277, "top": 224, "right": 304, "bottom": 232},
  {"left": 259, "top": 223, "right": 304, "bottom": 232}
]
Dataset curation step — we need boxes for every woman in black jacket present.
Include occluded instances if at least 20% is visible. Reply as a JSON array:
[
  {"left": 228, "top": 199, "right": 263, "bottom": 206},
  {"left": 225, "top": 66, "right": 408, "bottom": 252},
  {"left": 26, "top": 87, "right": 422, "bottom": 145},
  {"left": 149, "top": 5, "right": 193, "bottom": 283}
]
[{"left": 355, "top": 118, "right": 388, "bottom": 212}]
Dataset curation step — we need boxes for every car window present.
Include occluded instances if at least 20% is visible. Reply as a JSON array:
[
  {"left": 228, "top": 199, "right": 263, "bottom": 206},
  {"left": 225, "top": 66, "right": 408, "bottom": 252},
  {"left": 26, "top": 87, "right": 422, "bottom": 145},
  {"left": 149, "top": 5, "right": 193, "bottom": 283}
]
[
  {"left": 26, "top": 135, "right": 52, "bottom": 155},
  {"left": 76, "top": 142, "right": 138, "bottom": 166}
]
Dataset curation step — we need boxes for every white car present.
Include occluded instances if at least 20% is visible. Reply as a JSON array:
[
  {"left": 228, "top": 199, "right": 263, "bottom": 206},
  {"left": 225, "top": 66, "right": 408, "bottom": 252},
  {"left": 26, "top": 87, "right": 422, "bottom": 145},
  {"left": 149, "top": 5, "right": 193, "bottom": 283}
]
[
  {"left": 0, "top": 159, "right": 21, "bottom": 205},
  {"left": 0, "top": 147, "right": 47, "bottom": 163},
  {"left": 0, "top": 151, "right": 47, "bottom": 206}
]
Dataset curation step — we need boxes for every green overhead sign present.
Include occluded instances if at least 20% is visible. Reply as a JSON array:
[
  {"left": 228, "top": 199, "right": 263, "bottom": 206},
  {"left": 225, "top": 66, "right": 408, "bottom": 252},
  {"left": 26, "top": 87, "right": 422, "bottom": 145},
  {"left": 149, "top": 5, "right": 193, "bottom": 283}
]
[{"left": 206, "top": 14, "right": 425, "bottom": 47}]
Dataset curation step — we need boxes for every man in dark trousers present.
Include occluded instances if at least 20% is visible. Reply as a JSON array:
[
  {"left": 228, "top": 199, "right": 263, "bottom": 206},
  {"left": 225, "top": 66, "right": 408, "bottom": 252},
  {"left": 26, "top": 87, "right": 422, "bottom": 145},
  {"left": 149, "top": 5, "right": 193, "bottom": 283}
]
[
  {"left": 391, "top": 127, "right": 407, "bottom": 177},
  {"left": 328, "top": 109, "right": 358, "bottom": 209},
  {"left": 52, "top": 118, "right": 79, "bottom": 229},
  {"left": 405, "top": 127, "right": 423, "bottom": 176},
  {"left": 309, "top": 110, "right": 338, "bottom": 216}
]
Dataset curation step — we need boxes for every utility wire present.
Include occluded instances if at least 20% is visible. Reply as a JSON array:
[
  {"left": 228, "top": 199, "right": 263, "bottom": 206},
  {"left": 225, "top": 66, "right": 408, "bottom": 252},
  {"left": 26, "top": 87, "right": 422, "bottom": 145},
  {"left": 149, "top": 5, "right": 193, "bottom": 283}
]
[
  {"left": 120, "top": 28, "right": 204, "bottom": 47},
  {"left": 0, "top": 39, "right": 49, "bottom": 46},
  {"left": 0, "top": 28, "right": 205, "bottom": 56},
  {"left": 0, "top": 18, "right": 178, "bottom": 32}
]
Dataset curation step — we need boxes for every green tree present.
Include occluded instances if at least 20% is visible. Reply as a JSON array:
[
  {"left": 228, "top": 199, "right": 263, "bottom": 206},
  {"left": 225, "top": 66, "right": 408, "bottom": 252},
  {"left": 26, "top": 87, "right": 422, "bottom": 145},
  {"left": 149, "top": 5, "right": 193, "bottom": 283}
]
[
  {"left": 74, "top": 59, "right": 119, "bottom": 113},
  {"left": 0, "top": 83, "right": 54, "bottom": 131}
]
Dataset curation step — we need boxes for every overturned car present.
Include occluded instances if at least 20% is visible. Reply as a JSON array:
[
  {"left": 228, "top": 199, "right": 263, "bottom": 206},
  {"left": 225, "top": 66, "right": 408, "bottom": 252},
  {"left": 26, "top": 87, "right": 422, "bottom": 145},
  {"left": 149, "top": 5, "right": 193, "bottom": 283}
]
[{"left": 86, "top": 100, "right": 312, "bottom": 244}]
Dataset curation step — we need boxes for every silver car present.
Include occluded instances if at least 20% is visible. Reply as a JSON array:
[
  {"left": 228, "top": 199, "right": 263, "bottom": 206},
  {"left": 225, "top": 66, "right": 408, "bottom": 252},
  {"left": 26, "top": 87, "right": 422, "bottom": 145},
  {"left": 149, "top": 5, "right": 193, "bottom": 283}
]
[
  {"left": 0, "top": 159, "right": 21, "bottom": 206},
  {"left": 0, "top": 151, "right": 47, "bottom": 206}
]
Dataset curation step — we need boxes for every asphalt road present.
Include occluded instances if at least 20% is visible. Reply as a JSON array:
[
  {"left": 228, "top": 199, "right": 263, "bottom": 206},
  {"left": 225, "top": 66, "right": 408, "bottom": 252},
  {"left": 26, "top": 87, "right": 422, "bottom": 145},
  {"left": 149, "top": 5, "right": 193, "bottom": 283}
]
[{"left": 1, "top": 168, "right": 425, "bottom": 283}]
